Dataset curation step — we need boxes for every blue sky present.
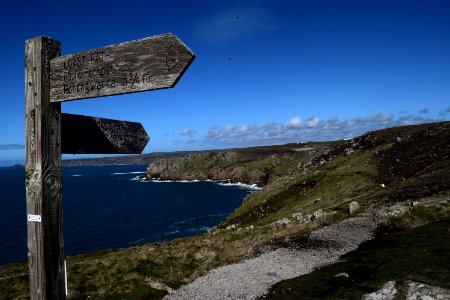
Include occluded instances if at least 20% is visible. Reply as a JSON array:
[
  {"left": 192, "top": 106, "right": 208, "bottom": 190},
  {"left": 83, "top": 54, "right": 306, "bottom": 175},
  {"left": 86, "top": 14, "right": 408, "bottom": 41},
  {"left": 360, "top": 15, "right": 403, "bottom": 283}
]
[{"left": 0, "top": 0, "right": 449, "bottom": 165}]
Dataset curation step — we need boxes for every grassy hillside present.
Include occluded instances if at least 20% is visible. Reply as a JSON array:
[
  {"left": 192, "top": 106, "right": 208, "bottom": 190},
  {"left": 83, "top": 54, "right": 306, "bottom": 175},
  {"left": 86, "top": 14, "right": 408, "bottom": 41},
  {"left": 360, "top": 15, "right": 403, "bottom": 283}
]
[
  {"left": 220, "top": 121, "right": 450, "bottom": 229},
  {"left": 1, "top": 121, "right": 449, "bottom": 299}
]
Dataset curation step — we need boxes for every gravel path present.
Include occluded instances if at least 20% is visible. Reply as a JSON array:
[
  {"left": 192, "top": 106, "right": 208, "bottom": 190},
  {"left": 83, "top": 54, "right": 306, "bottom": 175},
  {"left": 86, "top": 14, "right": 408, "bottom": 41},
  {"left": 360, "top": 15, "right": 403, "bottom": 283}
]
[{"left": 164, "top": 216, "right": 377, "bottom": 300}]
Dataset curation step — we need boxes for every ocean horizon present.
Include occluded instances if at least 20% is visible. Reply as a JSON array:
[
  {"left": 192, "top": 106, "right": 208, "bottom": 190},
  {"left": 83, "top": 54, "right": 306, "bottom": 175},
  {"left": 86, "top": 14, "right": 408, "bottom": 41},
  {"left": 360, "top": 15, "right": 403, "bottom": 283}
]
[{"left": 0, "top": 165, "right": 257, "bottom": 265}]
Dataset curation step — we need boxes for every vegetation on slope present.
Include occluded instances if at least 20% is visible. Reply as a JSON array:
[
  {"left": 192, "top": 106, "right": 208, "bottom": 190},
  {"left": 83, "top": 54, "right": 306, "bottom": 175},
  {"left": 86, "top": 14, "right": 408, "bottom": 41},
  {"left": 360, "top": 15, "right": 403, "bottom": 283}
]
[
  {"left": 221, "top": 121, "right": 450, "bottom": 229},
  {"left": 1, "top": 121, "right": 449, "bottom": 299}
]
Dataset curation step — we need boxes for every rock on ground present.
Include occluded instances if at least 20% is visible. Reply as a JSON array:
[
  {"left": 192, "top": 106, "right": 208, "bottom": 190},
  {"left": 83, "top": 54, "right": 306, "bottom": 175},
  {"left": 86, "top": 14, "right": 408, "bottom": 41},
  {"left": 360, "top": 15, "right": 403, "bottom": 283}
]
[
  {"left": 164, "top": 217, "right": 376, "bottom": 300},
  {"left": 363, "top": 281, "right": 450, "bottom": 300},
  {"left": 362, "top": 281, "right": 397, "bottom": 300},
  {"left": 348, "top": 201, "right": 360, "bottom": 214},
  {"left": 407, "top": 282, "right": 450, "bottom": 300}
]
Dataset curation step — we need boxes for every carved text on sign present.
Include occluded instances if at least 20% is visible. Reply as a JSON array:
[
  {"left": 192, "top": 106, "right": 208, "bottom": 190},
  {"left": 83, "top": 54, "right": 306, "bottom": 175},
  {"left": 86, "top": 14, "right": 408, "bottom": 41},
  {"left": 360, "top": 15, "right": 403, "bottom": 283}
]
[{"left": 50, "top": 33, "right": 195, "bottom": 102}]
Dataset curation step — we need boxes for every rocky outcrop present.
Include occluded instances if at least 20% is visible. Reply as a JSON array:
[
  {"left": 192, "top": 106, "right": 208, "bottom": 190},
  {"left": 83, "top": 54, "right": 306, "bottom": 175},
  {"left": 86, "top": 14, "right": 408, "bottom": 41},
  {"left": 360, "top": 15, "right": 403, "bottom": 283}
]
[
  {"left": 144, "top": 142, "right": 334, "bottom": 187},
  {"left": 362, "top": 281, "right": 450, "bottom": 300},
  {"left": 362, "top": 281, "right": 397, "bottom": 300},
  {"left": 375, "top": 203, "right": 409, "bottom": 219},
  {"left": 268, "top": 218, "right": 291, "bottom": 229},
  {"left": 146, "top": 152, "right": 270, "bottom": 186}
]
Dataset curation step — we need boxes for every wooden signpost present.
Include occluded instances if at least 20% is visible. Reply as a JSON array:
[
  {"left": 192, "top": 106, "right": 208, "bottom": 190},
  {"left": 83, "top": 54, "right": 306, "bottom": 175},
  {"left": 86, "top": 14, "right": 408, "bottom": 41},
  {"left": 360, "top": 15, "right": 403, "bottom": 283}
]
[{"left": 25, "top": 34, "right": 194, "bottom": 299}]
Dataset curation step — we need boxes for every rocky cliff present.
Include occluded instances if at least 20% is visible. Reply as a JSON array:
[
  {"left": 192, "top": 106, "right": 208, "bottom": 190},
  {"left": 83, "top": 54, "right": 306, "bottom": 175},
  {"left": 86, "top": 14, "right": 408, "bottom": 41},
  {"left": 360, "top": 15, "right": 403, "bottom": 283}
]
[
  {"left": 145, "top": 143, "right": 335, "bottom": 186},
  {"left": 146, "top": 152, "right": 267, "bottom": 185}
]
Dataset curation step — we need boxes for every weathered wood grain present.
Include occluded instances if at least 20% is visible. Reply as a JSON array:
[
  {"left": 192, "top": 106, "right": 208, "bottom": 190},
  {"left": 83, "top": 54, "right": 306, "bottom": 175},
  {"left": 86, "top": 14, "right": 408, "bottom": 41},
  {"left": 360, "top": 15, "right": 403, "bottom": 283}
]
[
  {"left": 50, "top": 33, "right": 195, "bottom": 102},
  {"left": 61, "top": 113, "right": 149, "bottom": 154},
  {"left": 25, "top": 36, "right": 65, "bottom": 299}
]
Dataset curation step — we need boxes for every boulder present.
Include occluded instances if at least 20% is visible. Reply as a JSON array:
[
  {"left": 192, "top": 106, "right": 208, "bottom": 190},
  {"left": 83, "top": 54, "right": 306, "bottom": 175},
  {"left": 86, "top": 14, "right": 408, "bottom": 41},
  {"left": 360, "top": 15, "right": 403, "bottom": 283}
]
[
  {"left": 348, "top": 201, "right": 360, "bottom": 214},
  {"left": 333, "top": 272, "right": 350, "bottom": 286},
  {"left": 344, "top": 148, "right": 355, "bottom": 156},
  {"left": 311, "top": 209, "right": 325, "bottom": 221},
  {"left": 292, "top": 212, "right": 310, "bottom": 223},
  {"left": 269, "top": 218, "right": 291, "bottom": 229},
  {"left": 410, "top": 201, "right": 421, "bottom": 208},
  {"left": 226, "top": 224, "right": 236, "bottom": 230}
]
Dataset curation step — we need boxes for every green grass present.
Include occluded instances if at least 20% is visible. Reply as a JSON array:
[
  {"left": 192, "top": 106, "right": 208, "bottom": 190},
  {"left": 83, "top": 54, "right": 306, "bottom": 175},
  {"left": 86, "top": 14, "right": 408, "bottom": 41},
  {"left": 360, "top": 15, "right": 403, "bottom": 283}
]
[
  {"left": 2, "top": 123, "right": 449, "bottom": 299},
  {"left": 262, "top": 214, "right": 450, "bottom": 300},
  {"left": 70, "top": 279, "right": 169, "bottom": 300},
  {"left": 222, "top": 148, "right": 380, "bottom": 229}
]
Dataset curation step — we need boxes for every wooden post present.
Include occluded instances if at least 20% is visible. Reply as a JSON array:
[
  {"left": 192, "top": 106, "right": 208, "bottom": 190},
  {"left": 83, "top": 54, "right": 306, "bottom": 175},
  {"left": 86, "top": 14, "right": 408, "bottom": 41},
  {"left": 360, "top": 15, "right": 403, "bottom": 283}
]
[
  {"left": 25, "top": 36, "right": 65, "bottom": 299},
  {"left": 22, "top": 33, "right": 194, "bottom": 299}
]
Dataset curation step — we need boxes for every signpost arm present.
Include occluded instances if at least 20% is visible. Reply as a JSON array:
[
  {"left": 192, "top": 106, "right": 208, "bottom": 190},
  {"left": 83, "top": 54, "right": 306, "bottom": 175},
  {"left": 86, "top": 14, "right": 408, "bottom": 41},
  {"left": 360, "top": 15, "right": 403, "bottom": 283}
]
[{"left": 25, "top": 36, "right": 65, "bottom": 299}]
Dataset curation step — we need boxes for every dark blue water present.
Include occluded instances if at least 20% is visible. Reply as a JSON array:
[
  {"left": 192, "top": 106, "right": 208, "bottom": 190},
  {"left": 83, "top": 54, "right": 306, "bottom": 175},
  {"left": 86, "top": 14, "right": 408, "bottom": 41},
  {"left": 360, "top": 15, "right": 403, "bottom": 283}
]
[{"left": 0, "top": 165, "right": 257, "bottom": 265}]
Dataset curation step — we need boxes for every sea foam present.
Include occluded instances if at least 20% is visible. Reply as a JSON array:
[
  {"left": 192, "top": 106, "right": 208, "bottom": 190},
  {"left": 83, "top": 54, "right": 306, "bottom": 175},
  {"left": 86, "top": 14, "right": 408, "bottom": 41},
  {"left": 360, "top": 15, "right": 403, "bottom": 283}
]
[{"left": 112, "top": 171, "right": 146, "bottom": 175}]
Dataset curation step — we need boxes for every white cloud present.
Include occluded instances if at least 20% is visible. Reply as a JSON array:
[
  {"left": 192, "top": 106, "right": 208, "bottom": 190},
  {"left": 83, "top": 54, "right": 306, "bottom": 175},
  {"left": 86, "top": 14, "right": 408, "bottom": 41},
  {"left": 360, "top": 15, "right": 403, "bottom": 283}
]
[
  {"left": 185, "top": 112, "right": 445, "bottom": 149},
  {"left": 285, "top": 116, "right": 320, "bottom": 129},
  {"left": 305, "top": 117, "right": 319, "bottom": 128},
  {"left": 180, "top": 128, "right": 195, "bottom": 136},
  {"left": 418, "top": 108, "right": 429, "bottom": 114},
  {"left": 353, "top": 113, "right": 394, "bottom": 125},
  {"left": 224, "top": 124, "right": 236, "bottom": 133},
  {"left": 284, "top": 117, "right": 302, "bottom": 129},
  {"left": 239, "top": 124, "right": 251, "bottom": 133}
]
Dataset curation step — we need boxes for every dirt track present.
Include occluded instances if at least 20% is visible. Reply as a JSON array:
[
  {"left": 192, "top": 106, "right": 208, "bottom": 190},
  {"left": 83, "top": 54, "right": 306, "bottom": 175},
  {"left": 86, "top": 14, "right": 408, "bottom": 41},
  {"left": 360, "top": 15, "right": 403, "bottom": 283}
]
[{"left": 164, "top": 216, "right": 377, "bottom": 300}]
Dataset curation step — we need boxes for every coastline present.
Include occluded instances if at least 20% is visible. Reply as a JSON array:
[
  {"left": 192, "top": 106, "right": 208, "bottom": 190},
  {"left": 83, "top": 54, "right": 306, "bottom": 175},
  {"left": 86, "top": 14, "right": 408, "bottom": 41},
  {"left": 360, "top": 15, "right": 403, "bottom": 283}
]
[{"left": 139, "top": 176, "right": 261, "bottom": 190}]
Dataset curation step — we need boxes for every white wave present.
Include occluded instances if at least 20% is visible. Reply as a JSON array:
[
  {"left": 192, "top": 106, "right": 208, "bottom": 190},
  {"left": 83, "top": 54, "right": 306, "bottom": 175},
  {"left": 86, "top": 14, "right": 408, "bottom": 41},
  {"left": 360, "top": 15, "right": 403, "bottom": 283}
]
[
  {"left": 112, "top": 171, "right": 146, "bottom": 175},
  {"left": 207, "top": 213, "right": 228, "bottom": 218},
  {"left": 171, "top": 214, "right": 227, "bottom": 228},
  {"left": 147, "top": 178, "right": 202, "bottom": 183},
  {"left": 70, "top": 174, "right": 82, "bottom": 177},
  {"left": 146, "top": 178, "right": 260, "bottom": 190},
  {"left": 188, "top": 226, "right": 211, "bottom": 233},
  {"left": 172, "top": 217, "right": 197, "bottom": 225},
  {"left": 164, "top": 230, "right": 180, "bottom": 235},
  {"left": 127, "top": 238, "right": 146, "bottom": 245},
  {"left": 149, "top": 179, "right": 174, "bottom": 183},
  {"left": 216, "top": 182, "right": 261, "bottom": 190}
]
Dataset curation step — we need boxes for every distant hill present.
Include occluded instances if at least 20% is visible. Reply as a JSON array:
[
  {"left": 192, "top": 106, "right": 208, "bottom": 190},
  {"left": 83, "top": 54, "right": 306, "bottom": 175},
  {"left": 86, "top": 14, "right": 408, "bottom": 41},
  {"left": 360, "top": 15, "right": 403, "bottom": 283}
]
[
  {"left": 10, "top": 164, "right": 24, "bottom": 169},
  {"left": 61, "top": 151, "right": 194, "bottom": 166}
]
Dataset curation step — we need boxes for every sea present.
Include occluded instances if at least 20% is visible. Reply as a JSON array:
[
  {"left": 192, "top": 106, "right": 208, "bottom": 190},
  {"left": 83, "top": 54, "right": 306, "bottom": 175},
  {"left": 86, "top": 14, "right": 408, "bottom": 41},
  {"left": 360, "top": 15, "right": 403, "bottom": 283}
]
[{"left": 0, "top": 165, "right": 258, "bottom": 265}]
